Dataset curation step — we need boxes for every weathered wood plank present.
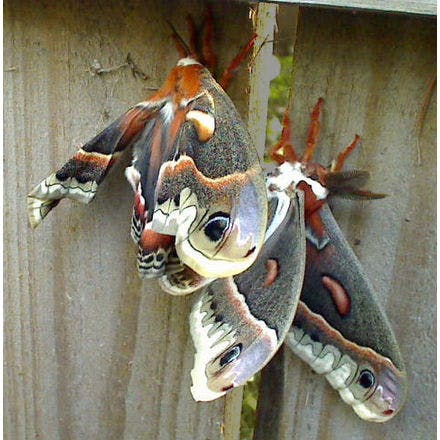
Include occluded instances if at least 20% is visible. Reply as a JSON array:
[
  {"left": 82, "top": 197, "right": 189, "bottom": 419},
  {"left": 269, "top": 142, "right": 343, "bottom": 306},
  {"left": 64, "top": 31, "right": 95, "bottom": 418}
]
[
  {"left": 3, "top": 1, "right": 257, "bottom": 439},
  {"left": 255, "top": 6, "right": 436, "bottom": 440},
  {"left": 250, "top": 0, "right": 436, "bottom": 15},
  {"left": 248, "top": 3, "right": 279, "bottom": 157}
]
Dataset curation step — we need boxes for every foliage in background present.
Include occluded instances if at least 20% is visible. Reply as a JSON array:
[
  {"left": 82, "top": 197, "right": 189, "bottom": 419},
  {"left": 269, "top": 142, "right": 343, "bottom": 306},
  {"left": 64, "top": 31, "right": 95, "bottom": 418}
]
[
  {"left": 265, "top": 55, "right": 293, "bottom": 160},
  {"left": 240, "top": 54, "right": 292, "bottom": 439},
  {"left": 240, "top": 374, "right": 261, "bottom": 440}
]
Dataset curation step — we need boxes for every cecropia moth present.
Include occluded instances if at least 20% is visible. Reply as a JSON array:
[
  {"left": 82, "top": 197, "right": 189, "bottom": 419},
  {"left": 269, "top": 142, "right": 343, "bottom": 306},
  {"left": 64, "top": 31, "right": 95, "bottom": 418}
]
[
  {"left": 269, "top": 100, "right": 406, "bottom": 422},
  {"left": 26, "top": 9, "right": 407, "bottom": 423},
  {"left": 184, "top": 99, "right": 406, "bottom": 423},
  {"left": 27, "top": 27, "right": 267, "bottom": 281}
]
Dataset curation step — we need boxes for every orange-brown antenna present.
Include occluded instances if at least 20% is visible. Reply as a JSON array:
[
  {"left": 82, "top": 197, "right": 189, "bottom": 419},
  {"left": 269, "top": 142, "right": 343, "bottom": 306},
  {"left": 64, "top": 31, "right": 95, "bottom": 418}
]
[
  {"left": 331, "top": 134, "right": 361, "bottom": 172},
  {"left": 219, "top": 34, "right": 257, "bottom": 90},
  {"left": 302, "top": 98, "right": 324, "bottom": 162},
  {"left": 165, "top": 19, "right": 192, "bottom": 59}
]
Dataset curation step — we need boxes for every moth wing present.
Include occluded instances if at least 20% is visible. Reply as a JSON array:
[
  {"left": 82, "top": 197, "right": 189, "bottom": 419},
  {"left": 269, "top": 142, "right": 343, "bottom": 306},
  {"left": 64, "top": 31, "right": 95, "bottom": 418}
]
[
  {"left": 286, "top": 204, "right": 407, "bottom": 422},
  {"left": 124, "top": 117, "right": 180, "bottom": 278},
  {"left": 158, "top": 263, "right": 214, "bottom": 295},
  {"left": 123, "top": 69, "right": 267, "bottom": 280},
  {"left": 189, "top": 190, "right": 306, "bottom": 401},
  {"left": 146, "top": 67, "right": 268, "bottom": 279},
  {"left": 27, "top": 103, "right": 159, "bottom": 228}
]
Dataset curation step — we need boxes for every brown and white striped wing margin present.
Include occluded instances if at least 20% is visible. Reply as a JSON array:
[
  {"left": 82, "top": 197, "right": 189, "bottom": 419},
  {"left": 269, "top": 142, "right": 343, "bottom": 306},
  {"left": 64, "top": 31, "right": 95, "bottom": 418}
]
[{"left": 27, "top": 104, "right": 156, "bottom": 228}]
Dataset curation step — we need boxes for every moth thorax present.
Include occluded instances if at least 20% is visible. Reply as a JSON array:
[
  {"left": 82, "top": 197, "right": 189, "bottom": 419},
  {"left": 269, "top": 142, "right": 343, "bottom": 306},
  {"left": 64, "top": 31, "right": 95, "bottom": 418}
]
[{"left": 267, "top": 161, "right": 328, "bottom": 200}]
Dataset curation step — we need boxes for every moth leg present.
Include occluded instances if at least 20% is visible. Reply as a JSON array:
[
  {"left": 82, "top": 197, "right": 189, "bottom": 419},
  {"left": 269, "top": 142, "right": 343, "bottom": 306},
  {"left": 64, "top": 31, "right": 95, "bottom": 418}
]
[
  {"left": 219, "top": 34, "right": 257, "bottom": 90},
  {"left": 269, "top": 107, "right": 299, "bottom": 165},
  {"left": 170, "top": 8, "right": 215, "bottom": 65},
  {"left": 302, "top": 97, "right": 324, "bottom": 163},
  {"left": 170, "top": 8, "right": 254, "bottom": 89},
  {"left": 325, "top": 135, "right": 386, "bottom": 199},
  {"left": 201, "top": 6, "right": 256, "bottom": 88},
  {"left": 330, "top": 134, "right": 361, "bottom": 172},
  {"left": 27, "top": 104, "right": 155, "bottom": 228},
  {"left": 167, "top": 18, "right": 193, "bottom": 59}
]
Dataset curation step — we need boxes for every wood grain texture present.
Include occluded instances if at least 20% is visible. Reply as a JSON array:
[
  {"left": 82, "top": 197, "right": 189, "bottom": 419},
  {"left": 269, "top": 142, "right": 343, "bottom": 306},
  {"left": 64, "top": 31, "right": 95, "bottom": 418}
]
[
  {"left": 250, "top": 0, "right": 436, "bottom": 15},
  {"left": 255, "top": 6, "right": 436, "bottom": 440},
  {"left": 3, "top": 1, "right": 257, "bottom": 439},
  {"left": 248, "top": 3, "right": 279, "bottom": 157}
]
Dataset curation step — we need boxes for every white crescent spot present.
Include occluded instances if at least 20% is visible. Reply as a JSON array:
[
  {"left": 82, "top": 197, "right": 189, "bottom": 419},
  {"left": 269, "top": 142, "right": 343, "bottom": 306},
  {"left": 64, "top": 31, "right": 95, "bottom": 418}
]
[{"left": 186, "top": 110, "right": 215, "bottom": 142}]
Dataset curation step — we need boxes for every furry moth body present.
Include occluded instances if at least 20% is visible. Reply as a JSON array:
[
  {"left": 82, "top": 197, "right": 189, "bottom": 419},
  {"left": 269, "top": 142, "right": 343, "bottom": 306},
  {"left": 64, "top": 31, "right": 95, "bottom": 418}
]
[{"left": 27, "top": 57, "right": 267, "bottom": 280}]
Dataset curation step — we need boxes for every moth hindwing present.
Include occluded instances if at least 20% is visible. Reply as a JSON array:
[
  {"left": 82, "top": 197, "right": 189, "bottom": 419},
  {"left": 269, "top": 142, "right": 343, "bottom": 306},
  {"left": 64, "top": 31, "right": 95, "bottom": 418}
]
[
  {"left": 287, "top": 206, "right": 407, "bottom": 422},
  {"left": 190, "top": 190, "right": 305, "bottom": 400}
]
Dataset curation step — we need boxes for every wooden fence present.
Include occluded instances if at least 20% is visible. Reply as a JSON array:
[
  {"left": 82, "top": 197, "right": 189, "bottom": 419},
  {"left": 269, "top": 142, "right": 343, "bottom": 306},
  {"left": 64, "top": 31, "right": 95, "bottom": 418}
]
[{"left": 4, "top": 1, "right": 436, "bottom": 439}]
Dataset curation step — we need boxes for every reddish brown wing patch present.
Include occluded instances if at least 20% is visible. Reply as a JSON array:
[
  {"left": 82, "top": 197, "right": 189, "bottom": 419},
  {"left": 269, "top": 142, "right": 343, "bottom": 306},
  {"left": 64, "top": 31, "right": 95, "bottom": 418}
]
[
  {"left": 264, "top": 259, "right": 279, "bottom": 287},
  {"left": 322, "top": 275, "right": 351, "bottom": 316},
  {"left": 74, "top": 149, "right": 114, "bottom": 167},
  {"left": 118, "top": 107, "right": 152, "bottom": 146},
  {"left": 140, "top": 229, "right": 175, "bottom": 253}
]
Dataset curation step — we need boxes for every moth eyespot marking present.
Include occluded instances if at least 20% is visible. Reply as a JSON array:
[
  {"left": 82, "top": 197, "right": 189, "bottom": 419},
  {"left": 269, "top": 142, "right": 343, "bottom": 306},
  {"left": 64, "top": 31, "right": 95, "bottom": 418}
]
[
  {"left": 322, "top": 275, "right": 351, "bottom": 317},
  {"left": 264, "top": 259, "right": 279, "bottom": 287},
  {"left": 358, "top": 369, "right": 375, "bottom": 389},
  {"left": 219, "top": 344, "right": 242, "bottom": 367},
  {"left": 203, "top": 212, "right": 230, "bottom": 242},
  {"left": 186, "top": 110, "right": 215, "bottom": 142},
  {"left": 210, "top": 299, "right": 217, "bottom": 310}
]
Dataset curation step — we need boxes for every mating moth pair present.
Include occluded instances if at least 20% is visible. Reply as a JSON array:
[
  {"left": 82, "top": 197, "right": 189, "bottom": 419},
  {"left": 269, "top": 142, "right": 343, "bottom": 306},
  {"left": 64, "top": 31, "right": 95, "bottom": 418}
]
[{"left": 27, "top": 18, "right": 407, "bottom": 423}]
